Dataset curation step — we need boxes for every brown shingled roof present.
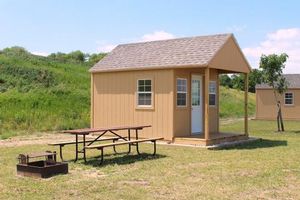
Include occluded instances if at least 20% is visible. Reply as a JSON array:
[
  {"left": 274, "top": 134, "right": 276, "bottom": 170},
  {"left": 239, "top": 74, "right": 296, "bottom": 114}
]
[
  {"left": 90, "top": 33, "right": 233, "bottom": 73},
  {"left": 256, "top": 74, "right": 300, "bottom": 89}
]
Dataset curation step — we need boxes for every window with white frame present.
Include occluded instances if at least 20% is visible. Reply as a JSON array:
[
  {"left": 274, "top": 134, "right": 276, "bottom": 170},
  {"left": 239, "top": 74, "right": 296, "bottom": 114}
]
[
  {"left": 284, "top": 92, "right": 293, "bottom": 105},
  {"left": 209, "top": 81, "right": 217, "bottom": 106},
  {"left": 137, "top": 79, "right": 152, "bottom": 106},
  {"left": 177, "top": 78, "right": 187, "bottom": 106}
]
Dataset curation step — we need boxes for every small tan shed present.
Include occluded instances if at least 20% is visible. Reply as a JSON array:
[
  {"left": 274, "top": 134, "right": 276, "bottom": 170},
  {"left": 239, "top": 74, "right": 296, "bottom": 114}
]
[
  {"left": 90, "top": 33, "right": 251, "bottom": 146},
  {"left": 256, "top": 74, "right": 300, "bottom": 120}
]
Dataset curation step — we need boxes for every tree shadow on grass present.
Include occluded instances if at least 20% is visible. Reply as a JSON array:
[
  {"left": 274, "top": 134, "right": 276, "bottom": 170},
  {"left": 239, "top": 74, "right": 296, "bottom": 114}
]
[
  {"left": 83, "top": 153, "right": 167, "bottom": 167},
  {"left": 216, "top": 139, "right": 288, "bottom": 150},
  {"left": 291, "top": 130, "right": 300, "bottom": 134}
]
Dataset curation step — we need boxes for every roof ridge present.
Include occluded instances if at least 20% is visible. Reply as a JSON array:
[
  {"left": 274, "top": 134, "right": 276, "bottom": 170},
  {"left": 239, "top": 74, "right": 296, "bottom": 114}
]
[{"left": 117, "top": 33, "right": 232, "bottom": 47}]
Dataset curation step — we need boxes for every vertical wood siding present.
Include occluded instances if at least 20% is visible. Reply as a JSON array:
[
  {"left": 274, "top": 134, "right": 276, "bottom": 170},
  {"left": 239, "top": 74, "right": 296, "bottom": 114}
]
[
  {"left": 256, "top": 89, "right": 300, "bottom": 120},
  {"left": 92, "top": 69, "right": 174, "bottom": 140}
]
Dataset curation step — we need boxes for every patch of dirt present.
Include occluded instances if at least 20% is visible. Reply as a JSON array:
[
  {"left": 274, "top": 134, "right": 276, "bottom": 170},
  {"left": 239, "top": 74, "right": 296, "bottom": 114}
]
[
  {"left": 70, "top": 167, "right": 107, "bottom": 179},
  {"left": 234, "top": 169, "right": 260, "bottom": 178},
  {"left": 119, "top": 179, "right": 150, "bottom": 186},
  {"left": 220, "top": 117, "right": 255, "bottom": 125},
  {"left": 0, "top": 133, "right": 79, "bottom": 147}
]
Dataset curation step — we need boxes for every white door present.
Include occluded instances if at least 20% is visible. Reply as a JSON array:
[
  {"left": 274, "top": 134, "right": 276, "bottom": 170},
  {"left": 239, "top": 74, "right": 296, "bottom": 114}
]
[{"left": 191, "top": 75, "right": 203, "bottom": 134}]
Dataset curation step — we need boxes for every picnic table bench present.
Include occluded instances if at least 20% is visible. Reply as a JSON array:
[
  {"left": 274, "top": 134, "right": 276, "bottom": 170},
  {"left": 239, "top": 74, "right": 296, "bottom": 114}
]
[
  {"left": 49, "top": 125, "right": 162, "bottom": 164},
  {"left": 48, "top": 137, "right": 123, "bottom": 161},
  {"left": 85, "top": 137, "right": 163, "bottom": 164}
]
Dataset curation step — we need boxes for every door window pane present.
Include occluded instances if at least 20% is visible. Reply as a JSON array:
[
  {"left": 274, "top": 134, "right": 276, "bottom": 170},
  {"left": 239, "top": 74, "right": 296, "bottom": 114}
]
[{"left": 192, "top": 80, "right": 200, "bottom": 106}]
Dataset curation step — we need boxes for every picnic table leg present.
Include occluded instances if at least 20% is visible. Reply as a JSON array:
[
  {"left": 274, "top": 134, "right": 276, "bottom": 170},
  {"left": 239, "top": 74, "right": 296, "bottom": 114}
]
[
  {"left": 59, "top": 145, "right": 64, "bottom": 161},
  {"left": 127, "top": 129, "right": 131, "bottom": 154},
  {"left": 74, "top": 134, "right": 78, "bottom": 162},
  {"left": 83, "top": 134, "right": 86, "bottom": 162},
  {"left": 113, "top": 139, "right": 118, "bottom": 153},
  {"left": 98, "top": 147, "right": 104, "bottom": 165},
  {"left": 135, "top": 129, "right": 141, "bottom": 155},
  {"left": 152, "top": 140, "right": 157, "bottom": 156}
]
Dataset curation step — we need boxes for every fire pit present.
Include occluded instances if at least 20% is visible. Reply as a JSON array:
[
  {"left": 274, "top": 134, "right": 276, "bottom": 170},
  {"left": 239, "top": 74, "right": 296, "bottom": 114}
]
[{"left": 17, "top": 151, "right": 68, "bottom": 178}]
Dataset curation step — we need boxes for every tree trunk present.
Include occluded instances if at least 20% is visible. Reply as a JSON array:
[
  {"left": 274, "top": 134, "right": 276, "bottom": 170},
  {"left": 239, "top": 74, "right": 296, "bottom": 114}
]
[
  {"left": 277, "top": 111, "right": 280, "bottom": 132},
  {"left": 279, "top": 105, "right": 285, "bottom": 131},
  {"left": 276, "top": 101, "right": 285, "bottom": 132}
]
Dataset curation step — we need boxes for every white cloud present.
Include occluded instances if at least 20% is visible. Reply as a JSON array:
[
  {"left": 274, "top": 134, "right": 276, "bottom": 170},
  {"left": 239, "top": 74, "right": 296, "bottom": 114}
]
[
  {"left": 226, "top": 25, "right": 247, "bottom": 33},
  {"left": 243, "top": 28, "right": 300, "bottom": 73},
  {"left": 31, "top": 51, "right": 49, "bottom": 57},
  {"left": 96, "top": 44, "right": 117, "bottom": 53},
  {"left": 96, "top": 30, "right": 176, "bottom": 53},
  {"left": 139, "top": 30, "right": 176, "bottom": 42}
]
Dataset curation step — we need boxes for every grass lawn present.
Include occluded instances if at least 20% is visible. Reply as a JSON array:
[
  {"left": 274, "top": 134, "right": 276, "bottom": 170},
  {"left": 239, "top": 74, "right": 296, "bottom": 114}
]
[{"left": 1, "top": 120, "right": 300, "bottom": 200}]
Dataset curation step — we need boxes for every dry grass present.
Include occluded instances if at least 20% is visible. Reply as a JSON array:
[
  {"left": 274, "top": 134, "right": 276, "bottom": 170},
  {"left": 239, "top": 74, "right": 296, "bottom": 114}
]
[{"left": 1, "top": 120, "right": 300, "bottom": 199}]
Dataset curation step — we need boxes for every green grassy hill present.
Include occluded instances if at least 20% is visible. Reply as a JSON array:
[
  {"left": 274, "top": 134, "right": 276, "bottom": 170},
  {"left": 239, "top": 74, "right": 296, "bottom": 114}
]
[
  {"left": 0, "top": 49, "right": 256, "bottom": 139},
  {"left": 220, "top": 86, "right": 256, "bottom": 118},
  {"left": 0, "top": 48, "right": 91, "bottom": 138}
]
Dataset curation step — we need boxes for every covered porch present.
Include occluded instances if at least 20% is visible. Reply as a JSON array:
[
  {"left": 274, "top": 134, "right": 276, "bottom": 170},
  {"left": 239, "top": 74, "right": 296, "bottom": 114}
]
[{"left": 173, "top": 66, "right": 249, "bottom": 146}]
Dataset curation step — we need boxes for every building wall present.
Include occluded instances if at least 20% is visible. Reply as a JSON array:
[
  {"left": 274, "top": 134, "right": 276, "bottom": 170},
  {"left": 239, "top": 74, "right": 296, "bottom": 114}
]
[
  {"left": 92, "top": 67, "right": 221, "bottom": 141},
  {"left": 173, "top": 68, "right": 219, "bottom": 137},
  {"left": 256, "top": 89, "right": 300, "bottom": 120},
  {"left": 92, "top": 69, "right": 174, "bottom": 140}
]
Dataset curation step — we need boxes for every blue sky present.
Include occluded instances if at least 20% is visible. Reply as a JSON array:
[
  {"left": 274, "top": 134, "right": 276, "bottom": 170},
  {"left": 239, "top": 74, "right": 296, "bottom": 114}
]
[{"left": 0, "top": 0, "right": 300, "bottom": 72}]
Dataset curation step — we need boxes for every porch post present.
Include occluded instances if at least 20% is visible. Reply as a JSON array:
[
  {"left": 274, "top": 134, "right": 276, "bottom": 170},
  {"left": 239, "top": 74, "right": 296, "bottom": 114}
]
[
  {"left": 204, "top": 67, "right": 210, "bottom": 140},
  {"left": 244, "top": 73, "right": 249, "bottom": 136}
]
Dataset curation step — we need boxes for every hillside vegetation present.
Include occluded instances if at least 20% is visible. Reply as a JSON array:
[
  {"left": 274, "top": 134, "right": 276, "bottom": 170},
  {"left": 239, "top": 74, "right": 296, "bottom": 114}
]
[
  {"left": 220, "top": 86, "right": 255, "bottom": 118},
  {"left": 0, "top": 47, "right": 256, "bottom": 138},
  {"left": 0, "top": 47, "right": 92, "bottom": 138}
]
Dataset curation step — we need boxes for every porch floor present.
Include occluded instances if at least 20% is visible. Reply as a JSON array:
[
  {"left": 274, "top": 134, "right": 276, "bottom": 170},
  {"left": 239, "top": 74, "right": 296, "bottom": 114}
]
[{"left": 173, "top": 132, "right": 248, "bottom": 146}]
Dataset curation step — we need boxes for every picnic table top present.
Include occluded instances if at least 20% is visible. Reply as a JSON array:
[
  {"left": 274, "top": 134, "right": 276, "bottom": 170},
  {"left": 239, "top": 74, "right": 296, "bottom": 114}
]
[{"left": 62, "top": 125, "right": 152, "bottom": 135}]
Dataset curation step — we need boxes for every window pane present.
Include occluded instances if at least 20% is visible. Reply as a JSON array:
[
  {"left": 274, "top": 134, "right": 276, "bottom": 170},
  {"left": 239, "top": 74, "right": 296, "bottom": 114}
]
[
  {"left": 138, "top": 86, "right": 145, "bottom": 92},
  {"left": 138, "top": 80, "right": 144, "bottom": 86},
  {"left": 285, "top": 98, "right": 293, "bottom": 105},
  {"left": 285, "top": 93, "right": 292, "bottom": 98},
  {"left": 285, "top": 93, "right": 293, "bottom": 105},
  {"left": 145, "top": 86, "right": 151, "bottom": 92},
  {"left": 191, "top": 80, "right": 200, "bottom": 106},
  {"left": 177, "top": 93, "right": 186, "bottom": 106},
  {"left": 138, "top": 93, "right": 152, "bottom": 106},
  {"left": 209, "top": 82, "right": 216, "bottom": 93},
  {"left": 177, "top": 79, "right": 187, "bottom": 92},
  {"left": 285, "top": 99, "right": 292, "bottom": 105},
  {"left": 209, "top": 94, "right": 216, "bottom": 106},
  {"left": 145, "top": 80, "right": 151, "bottom": 85}
]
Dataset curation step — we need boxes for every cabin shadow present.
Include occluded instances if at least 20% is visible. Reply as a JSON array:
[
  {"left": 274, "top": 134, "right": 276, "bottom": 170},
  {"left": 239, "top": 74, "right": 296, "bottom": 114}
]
[
  {"left": 215, "top": 139, "right": 288, "bottom": 150},
  {"left": 83, "top": 153, "right": 167, "bottom": 167}
]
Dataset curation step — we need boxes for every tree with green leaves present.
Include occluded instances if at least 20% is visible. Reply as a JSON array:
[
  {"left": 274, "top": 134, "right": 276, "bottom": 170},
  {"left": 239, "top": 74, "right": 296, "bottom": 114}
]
[
  {"left": 219, "top": 74, "right": 233, "bottom": 88},
  {"left": 259, "top": 53, "right": 289, "bottom": 132},
  {"left": 248, "top": 69, "right": 263, "bottom": 93}
]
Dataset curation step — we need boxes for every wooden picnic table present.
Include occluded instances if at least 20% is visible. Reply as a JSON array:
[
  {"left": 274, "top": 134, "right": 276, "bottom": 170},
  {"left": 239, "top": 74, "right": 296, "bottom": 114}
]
[{"left": 62, "top": 125, "right": 152, "bottom": 162}]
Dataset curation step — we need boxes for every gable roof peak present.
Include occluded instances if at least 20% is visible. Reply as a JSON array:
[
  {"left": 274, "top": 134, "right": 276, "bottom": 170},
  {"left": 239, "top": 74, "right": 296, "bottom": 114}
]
[{"left": 90, "top": 33, "right": 237, "bottom": 73}]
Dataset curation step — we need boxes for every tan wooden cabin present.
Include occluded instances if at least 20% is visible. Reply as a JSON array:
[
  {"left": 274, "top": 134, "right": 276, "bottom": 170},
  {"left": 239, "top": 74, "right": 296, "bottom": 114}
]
[
  {"left": 89, "top": 33, "right": 251, "bottom": 146},
  {"left": 256, "top": 74, "right": 300, "bottom": 120}
]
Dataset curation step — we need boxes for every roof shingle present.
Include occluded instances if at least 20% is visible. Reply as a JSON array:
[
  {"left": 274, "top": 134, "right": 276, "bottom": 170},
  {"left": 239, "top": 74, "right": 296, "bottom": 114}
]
[
  {"left": 256, "top": 74, "right": 300, "bottom": 89},
  {"left": 90, "top": 33, "right": 232, "bottom": 72}
]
